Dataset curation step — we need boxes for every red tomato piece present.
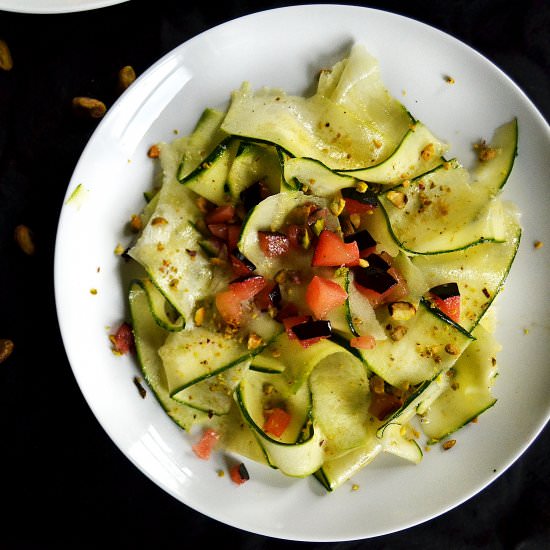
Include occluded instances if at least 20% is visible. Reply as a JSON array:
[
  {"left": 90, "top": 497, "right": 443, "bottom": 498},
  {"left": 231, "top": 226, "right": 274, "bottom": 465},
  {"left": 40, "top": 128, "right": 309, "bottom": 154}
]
[
  {"left": 344, "top": 198, "right": 377, "bottom": 216},
  {"left": 311, "top": 230, "right": 360, "bottom": 267},
  {"left": 216, "top": 276, "right": 267, "bottom": 326},
  {"left": 305, "top": 275, "right": 348, "bottom": 319},
  {"left": 275, "top": 302, "right": 299, "bottom": 323},
  {"left": 284, "top": 223, "right": 303, "bottom": 249},
  {"left": 229, "top": 276, "right": 267, "bottom": 301},
  {"left": 350, "top": 334, "right": 376, "bottom": 350},
  {"left": 205, "top": 204, "right": 236, "bottom": 224},
  {"left": 192, "top": 428, "right": 220, "bottom": 460},
  {"left": 431, "top": 294, "right": 461, "bottom": 323},
  {"left": 258, "top": 231, "right": 290, "bottom": 257},
  {"left": 253, "top": 281, "right": 278, "bottom": 311},
  {"left": 207, "top": 223, "right": 228, "bottom": 241},
  {"left": 368, "top": 392, "right": 403, "bottom": 421},
  {"left": 227, "top": 224, "right": 242, "bottom": 251},
  {"left": 229, "top": 463, "right": 250, "bottom": 485},
  {"left": 215, "top": 290, "right": 244, "bottom": 326},
  {"left": 229, "top": 253, "right": 255, "bottom": 278},
  {"left": 263, "top": 407, "right": 291, "bottom": 438},
  {"left": 111, "top": 322, "right": 134, "bottom": 354}
]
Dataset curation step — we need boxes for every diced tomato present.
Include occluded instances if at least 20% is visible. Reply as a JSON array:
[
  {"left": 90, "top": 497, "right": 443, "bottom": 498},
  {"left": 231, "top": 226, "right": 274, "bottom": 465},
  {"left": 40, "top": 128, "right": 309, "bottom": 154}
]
[
  {"left": 368, "top": 392, "right": 403, "bottom": 421},
  {"left": 350, "top": 334, "right": 376, "bottom": 350},
  {"left": 431, "top": 294, "right": 461, "bottom": 323},
  {"left": 227, "top": 224, "right": 242, "bottom": 251},
  {"left": 229, "top": 276, "right": 267, "bottom": 300},
  {"left": 111, "top": 322, "right": 134, "bottom": 354},
  {"left": 344, "top": 198, "right": 377, "bottom": 216},
  {"left": 229, "top": 462, "right": 250, "bottom": 485},
  {"left": 311, "top": 230, "right": 360, "bottom": 267},
  {"left": 192, "top": 428, "right": 220, "bottom": 460},
  {"left": 275, "top": 302, "right": 299, "bottom": 322},
  {"left": 355, "top": 266, "right": 408, "bottom": 308},
  {"left": 254, "top": 281, "right": 280, "bottom": 311},
  {"left": 215, "top": 276, "right": 267, "bottom": 326},
  {"left": 258, "top": 231, "right": 290, "bottom": 257},
  {"left": 284, "top": 223, "right": 303, "bottom": 249},
  {"left": 215, "top": 290, "right": 244, "bottom": 326},
  {"left": 229, "top": 253, "right": 255, "bottom": 278},
  {"left": 205, "top": 204, "right": 236, "bottom": 224},
  {"left": 208, "top": 223, "right": 228, "bottom": 241},
  {"left": 305, "top": 275, "right": 348, "bottom": 319},
  {"left": 263, "top": 407, "right": 291, "bottom": 438}
]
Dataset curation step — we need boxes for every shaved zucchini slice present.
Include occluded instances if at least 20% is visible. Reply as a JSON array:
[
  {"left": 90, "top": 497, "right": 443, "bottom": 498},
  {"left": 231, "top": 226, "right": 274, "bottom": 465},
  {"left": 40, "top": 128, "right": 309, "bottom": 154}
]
[
  {"left": 172, "top": 359, "right": 251, "bottom": 416},
  {"left": 211, "top": 404, "right": 271, "bottom": 466},
  {"left": 337, "top": 121, "right": 449, "bottom": 185},
  {"left": 226, "top": 141, "right": 283, "bottom": 199},
  {"left": 128, "top": 138, "right": 213, "bottom": 324},
  {"left": 283, "top": 156, "right": 357, "bottom": 197},
  {"left": 128, "top": 280, "right": 209, "bottom": 431},
  {"left": 159, "top": 327, "right": 250, "bottom": 396},
  {"left": 314, "top": 438, "right": 382, "bottom": 491},
  {"left": 421, "top": 324, "right": 500, "bottom": 441},
  {"left": 138, "top": 278, "right": 184, "bottom": 331},
  {"left": 237, "top": 190, "right": 335, "bottom": 278},
  {"left": 379, "top": 160, "right": 507, "bottom": 254},
  {"left": 472, "top": 118, "right": 518, "bottom": 196},
  {"left": 176, "top": 107, "right": 228, "bottom": 181},
  {"left": 310, "top": 352, "right": 374, "bottom": 456},
  {"left": 235, "top": 370, "right": 325, "bottom": 477},
  {"left": 358, "top": 301, "right": 474, "bottom": 387},
  {"left": 412, "top": 204, "right": 521, "bottom": 332},
  {"left": 180, "top": 137, "right": 240, "bottom": 205}
]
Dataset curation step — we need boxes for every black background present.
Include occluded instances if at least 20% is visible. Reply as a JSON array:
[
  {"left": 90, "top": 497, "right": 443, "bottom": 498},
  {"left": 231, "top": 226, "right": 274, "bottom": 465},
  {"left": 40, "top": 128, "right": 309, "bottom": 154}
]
[{"left": 1, "top": 1, "right": 549, "bottom": 548}]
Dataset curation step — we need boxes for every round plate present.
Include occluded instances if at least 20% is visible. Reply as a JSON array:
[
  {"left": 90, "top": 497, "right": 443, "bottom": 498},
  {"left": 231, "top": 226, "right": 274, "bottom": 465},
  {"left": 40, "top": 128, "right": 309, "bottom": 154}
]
[
  {"left": 0, "top": 0, "right": 129, "bottom": 14},
  {"left": 54, "top": 4, "right": 550, "bottom": 542}
]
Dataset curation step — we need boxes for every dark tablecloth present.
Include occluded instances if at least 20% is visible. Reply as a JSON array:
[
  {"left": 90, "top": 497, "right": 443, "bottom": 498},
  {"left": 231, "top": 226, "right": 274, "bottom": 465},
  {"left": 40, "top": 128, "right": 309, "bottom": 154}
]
[{"left": 1, "top": 1, "right": 548, "bottom": 548}]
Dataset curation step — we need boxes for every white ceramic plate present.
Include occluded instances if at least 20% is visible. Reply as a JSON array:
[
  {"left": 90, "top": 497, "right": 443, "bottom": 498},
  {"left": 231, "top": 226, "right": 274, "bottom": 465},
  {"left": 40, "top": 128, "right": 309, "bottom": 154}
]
[
  {"left": 54, "top": 4, "right": 550, "bottom": 542},
  {"left": 0, "top": 0, "right": 129, "bottom": 14}
]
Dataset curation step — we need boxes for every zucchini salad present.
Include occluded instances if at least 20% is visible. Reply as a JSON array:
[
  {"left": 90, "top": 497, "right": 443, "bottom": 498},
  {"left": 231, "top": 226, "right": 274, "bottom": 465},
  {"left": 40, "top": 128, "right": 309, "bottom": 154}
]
[{"left": 121, "top": 44, "right": 521, "bottom": 491}]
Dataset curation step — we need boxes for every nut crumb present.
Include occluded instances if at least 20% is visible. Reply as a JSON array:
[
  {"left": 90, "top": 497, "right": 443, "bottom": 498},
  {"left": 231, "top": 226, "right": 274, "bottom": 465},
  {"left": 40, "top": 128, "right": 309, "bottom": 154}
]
[
  {"left": 386, "top": 190, "right": 408, "bottom": 209},
  {"left": 0, "top": 39, "right": 13, "bottom": 71},
  {"left": 534, "top": 240, "right": 543, "bottom": 249},
  {"left": 129, "top": 214, "right": 142, "bottom": 232},
  {"left": 420, "top": 143, "right": 435, "bottom": 161},
  {"left": 442, "top": 439, "right": 456, "bottom": 450},
  {"left": 14, "top": 224, "right": 35, "bottom": 255},
  {"left": 194, "top": 307, "right": 206, "bottom": 327},
  {"left": 72, "top": 96, "right": 107, "bottom": 119},
  {"left": 0, "top": 339, "right": 14, "bottom": 363},
  {"left": 133, "top": 376, "right": 147, "bottom": 399},
  {"left": 148, "top": 144, "right": 161, "bottom": 158},
  {"left": 118, "top": 65, "right": 136, "bottom": 91},
  {"left": 445, "top": 343, "right": 460, "bottom": 355},
  {"left": 474, "top": 140, "right": 498, "bottom": 162},
  {"left": 388, "top": 301, "right": 416, "bottom": 321}
]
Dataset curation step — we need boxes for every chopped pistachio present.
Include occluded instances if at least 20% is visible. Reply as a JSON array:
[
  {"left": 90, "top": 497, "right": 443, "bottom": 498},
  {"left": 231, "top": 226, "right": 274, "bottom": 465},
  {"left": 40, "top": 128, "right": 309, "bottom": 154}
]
[
  {"left": 386, "top": 190, "right": 407, "bottom": 209},
  {"left": 388, "top": 301, "right": 416, "bottom": 321}
]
